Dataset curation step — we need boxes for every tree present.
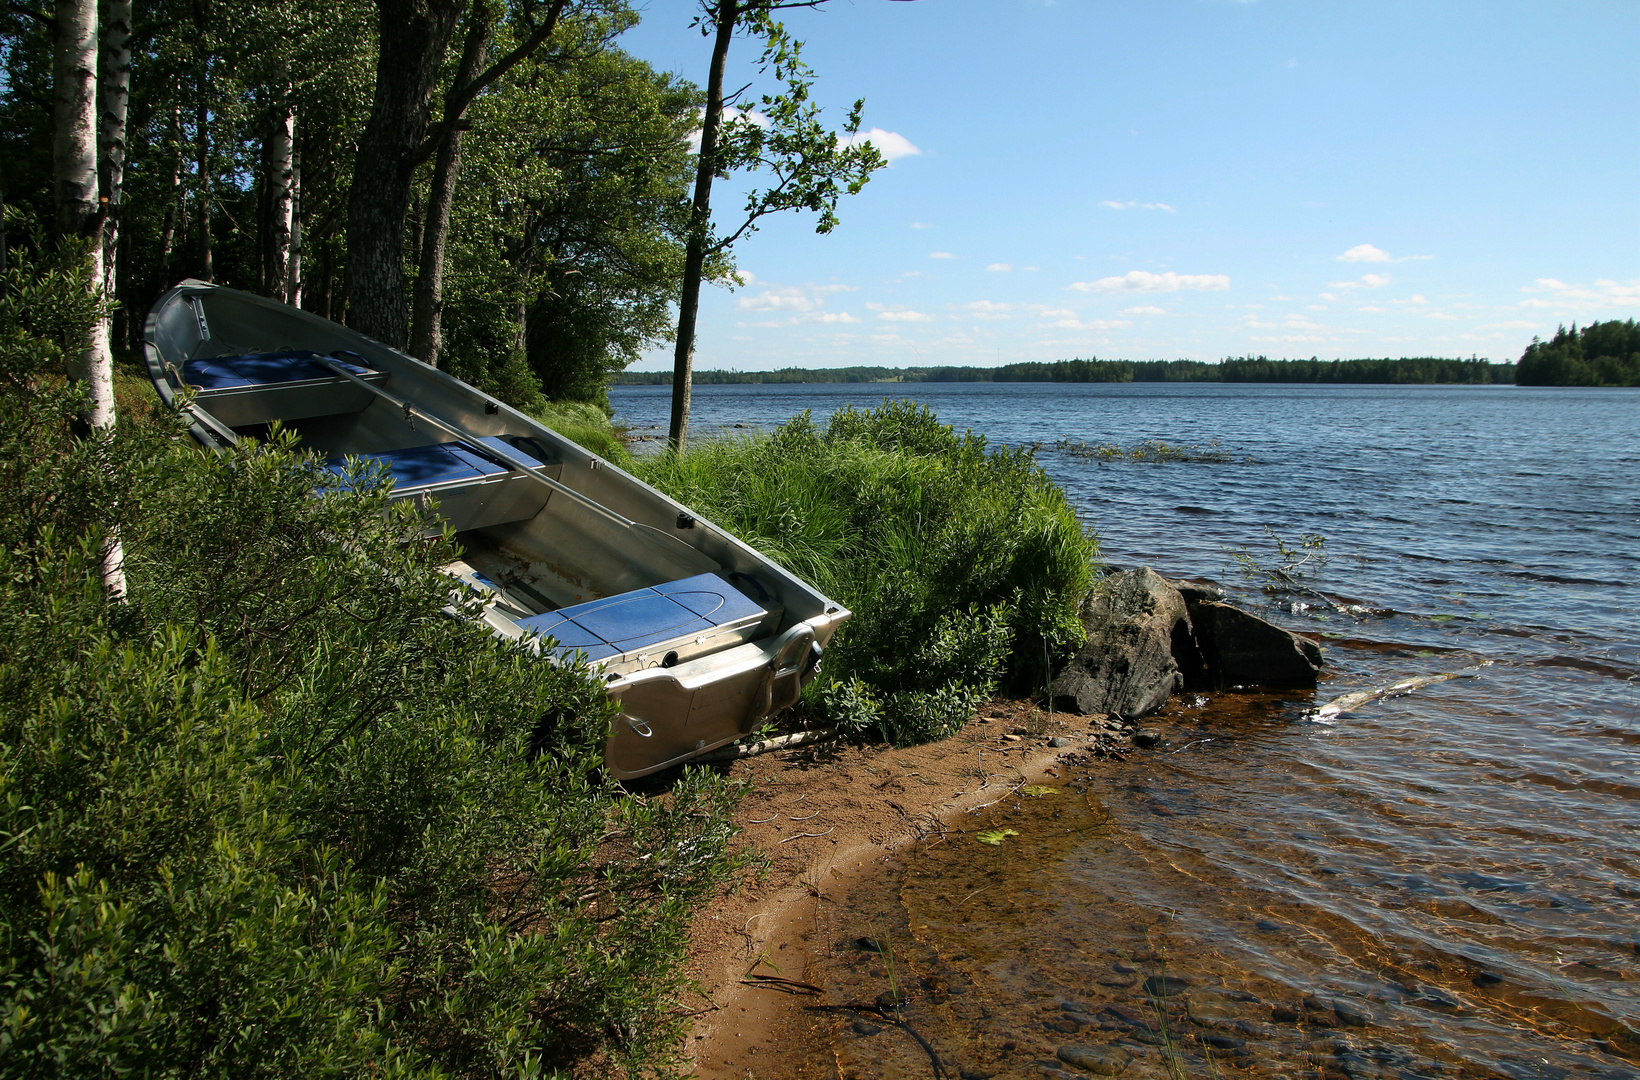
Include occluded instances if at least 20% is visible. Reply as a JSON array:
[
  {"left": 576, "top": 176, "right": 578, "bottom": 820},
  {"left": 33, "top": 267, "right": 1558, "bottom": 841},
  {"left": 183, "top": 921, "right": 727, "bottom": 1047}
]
[
  {"left": 52, "top": 0, "right": 125, "bottom": 598},
  {"left": 434, "top": 14, "right": 702, "bottom": 408},
  {"left": 667, "top": 0, "right": 884, "bottom": 452}
]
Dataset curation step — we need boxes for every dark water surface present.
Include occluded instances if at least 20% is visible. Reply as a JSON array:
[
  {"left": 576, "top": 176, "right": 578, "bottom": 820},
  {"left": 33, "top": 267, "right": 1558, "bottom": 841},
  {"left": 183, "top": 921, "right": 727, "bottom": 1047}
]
[{"left": 614, "top": 383, "right": 1640, "bottom": 1078}]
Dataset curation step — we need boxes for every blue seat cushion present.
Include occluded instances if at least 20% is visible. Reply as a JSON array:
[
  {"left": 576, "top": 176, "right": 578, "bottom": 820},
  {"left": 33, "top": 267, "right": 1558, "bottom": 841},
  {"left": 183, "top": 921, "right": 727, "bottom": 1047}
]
[
  {"left": 183, "top": 350, "right": 372, "bottom": 389},
  {"left": 324, "top": 439, "right": 546, "bottom": 492},
  {"left": 518, "top": 573, "right": 766, "bottom": 662}
]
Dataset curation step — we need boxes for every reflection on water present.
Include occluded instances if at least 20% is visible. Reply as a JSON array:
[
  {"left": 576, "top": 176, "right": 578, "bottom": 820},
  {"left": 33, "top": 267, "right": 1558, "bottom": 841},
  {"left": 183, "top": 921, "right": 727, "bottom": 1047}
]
[{"left": 612, "top": 382, "right": 1640, "bottom": 1077}]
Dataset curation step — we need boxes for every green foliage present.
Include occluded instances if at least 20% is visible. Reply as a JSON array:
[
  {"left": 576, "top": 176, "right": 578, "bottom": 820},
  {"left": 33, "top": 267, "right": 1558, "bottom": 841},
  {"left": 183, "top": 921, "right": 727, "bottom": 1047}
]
[
  {"left": 442, "top": 14, "right": 703, "bottom": 410},
  {"left": 1516, "top": 320, "right": 1640, "bottom": 387},
  {"left": 632, "top": 401, "right": 1098, "bottom": 746},
  {"left": 1226, "top": 526, "right": 1329, "bottom": 594},
  {"left": 0, "top": 248, "right": 743, "bottom": 1076}
]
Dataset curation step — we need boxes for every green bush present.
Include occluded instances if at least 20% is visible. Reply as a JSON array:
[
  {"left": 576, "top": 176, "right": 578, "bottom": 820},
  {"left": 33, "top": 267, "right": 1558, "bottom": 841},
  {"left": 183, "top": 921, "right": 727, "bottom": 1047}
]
[
  {"left": 0, "top": 253, "right": 744, "bottom": 1077},
  {"left": 632, "top": 401, "right": 1097, "bottom": 745},
  {"left": 529, "top": 399, "right": 632, "bottom": 465}
]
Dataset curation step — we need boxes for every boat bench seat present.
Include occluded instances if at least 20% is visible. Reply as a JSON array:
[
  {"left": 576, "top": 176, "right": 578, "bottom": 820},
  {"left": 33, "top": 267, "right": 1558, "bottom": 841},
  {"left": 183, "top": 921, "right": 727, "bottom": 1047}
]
[
  {"left": 180, "top": 349, "right": 388, "bottom": 427},
  {"left": 326, "top": 436, "right": 559, "bottom": 534},
  {"left": 517, "top": 573, "right": 776, "bottom": 665}
]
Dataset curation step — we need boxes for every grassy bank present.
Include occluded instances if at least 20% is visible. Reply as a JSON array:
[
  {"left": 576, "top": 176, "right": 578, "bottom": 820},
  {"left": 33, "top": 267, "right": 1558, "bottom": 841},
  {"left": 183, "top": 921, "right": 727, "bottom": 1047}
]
[
  {"left": 631, "top": 402, "right": 1100, "bottom": 746},
  {"left": 1, "top": 259, "right": 744, "bottom": 1077}
]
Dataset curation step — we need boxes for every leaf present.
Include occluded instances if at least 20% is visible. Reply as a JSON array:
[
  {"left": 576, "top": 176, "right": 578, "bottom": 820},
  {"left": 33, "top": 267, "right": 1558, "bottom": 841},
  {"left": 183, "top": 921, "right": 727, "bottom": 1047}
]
[
  {"left": 975, "top": 828, "right": 1019, "bottom": 846},
  {"left": 1020, "top": 785, "right": 1059, "bottom": 797}
]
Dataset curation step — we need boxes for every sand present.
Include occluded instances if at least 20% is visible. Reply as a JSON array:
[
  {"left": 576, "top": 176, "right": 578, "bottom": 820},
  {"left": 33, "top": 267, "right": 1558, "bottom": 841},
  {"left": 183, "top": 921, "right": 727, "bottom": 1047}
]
[{"left": 680, "top": 699, "right": 1131, "bottom": 1078}]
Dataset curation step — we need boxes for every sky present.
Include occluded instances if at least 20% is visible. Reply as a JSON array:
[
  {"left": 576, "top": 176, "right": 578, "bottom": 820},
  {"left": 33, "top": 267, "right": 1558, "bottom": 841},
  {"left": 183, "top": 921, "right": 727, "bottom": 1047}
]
[{"left": 616, "top": 0, "right": 1640, "bottom": 371}]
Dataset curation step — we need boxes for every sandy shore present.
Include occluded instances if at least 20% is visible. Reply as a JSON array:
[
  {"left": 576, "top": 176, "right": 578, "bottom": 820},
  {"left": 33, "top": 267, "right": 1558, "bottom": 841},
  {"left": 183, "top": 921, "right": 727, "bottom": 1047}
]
[{"left": 681, "top": 699, "right": 1131, "bottom": 1078}]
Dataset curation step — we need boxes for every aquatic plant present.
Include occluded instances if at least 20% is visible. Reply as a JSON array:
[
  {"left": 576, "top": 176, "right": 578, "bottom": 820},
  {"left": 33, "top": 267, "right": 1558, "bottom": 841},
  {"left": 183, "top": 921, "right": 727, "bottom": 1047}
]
[
  {"left": 632, "top": 400, "right": 1100, "bottom": 746},
  {"left": 1034, "top": 437, "right": 1252, "bottom": 464}
]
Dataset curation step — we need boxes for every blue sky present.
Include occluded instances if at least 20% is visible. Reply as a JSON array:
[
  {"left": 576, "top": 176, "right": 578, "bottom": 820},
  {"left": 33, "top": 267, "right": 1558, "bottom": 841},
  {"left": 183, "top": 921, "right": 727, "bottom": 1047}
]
[{"left": 618, "top": 0, "right": 1639, "bottom": 371}]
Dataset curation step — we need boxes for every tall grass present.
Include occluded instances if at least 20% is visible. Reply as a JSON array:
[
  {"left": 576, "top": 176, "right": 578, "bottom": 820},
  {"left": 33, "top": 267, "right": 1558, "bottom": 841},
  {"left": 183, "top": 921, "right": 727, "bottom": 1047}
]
[{"left": 632, "top": 401, "right": 1098, "bottom": 745}]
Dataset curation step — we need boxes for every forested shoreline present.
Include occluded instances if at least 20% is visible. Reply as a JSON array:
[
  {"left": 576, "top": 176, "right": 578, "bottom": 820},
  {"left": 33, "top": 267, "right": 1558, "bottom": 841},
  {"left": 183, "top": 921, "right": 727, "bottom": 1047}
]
[{"left": 617, "top": 355, "right": 1519, "bottom": 386}]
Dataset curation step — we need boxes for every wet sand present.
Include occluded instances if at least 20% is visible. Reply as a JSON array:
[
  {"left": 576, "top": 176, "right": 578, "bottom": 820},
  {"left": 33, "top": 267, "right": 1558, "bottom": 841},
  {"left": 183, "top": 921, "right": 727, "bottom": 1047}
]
[{"left": 683, "top": 700, "right": 1127, "bottom": 1078}]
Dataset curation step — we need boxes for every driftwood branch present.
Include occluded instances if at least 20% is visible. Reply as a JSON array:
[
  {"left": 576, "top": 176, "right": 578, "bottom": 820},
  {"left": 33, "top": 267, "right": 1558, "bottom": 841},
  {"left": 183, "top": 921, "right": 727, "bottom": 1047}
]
[
  {"left": 1312, "top": 662, "right": 1492, "bottom": 720},
  {"left": 693, "top": 727, "right": 838, "bottom": 764}
]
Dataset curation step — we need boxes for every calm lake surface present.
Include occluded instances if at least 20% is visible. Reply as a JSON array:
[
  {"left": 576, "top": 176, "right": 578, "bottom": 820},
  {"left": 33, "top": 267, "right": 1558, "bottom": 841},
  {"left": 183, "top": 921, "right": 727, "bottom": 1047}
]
[{"left": 615, "top": 382, "right": 1640, "bottom": 1078}]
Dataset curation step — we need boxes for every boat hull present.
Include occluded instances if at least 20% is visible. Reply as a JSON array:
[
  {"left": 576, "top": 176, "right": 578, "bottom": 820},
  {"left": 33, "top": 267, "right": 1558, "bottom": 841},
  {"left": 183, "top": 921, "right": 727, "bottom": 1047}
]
[{"left": 143, "top": 282, "right": 848, "bottom": 778}]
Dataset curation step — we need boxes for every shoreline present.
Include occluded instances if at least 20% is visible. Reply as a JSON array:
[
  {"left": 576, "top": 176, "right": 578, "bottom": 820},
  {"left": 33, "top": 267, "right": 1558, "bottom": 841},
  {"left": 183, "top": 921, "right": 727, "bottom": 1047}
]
[{"left": 681, "top": 699, "right": 1128, "bottom": 1077}]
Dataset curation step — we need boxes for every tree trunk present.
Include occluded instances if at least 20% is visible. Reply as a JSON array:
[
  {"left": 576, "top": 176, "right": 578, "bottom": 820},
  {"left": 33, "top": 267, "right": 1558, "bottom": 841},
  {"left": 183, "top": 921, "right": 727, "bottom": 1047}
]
[
  {"left": 54, "top": 0, "right": 125, "bottom": 599},
  {"left": 344, "top": 0, "right": 465, "bottom": 347},
  {"left": 287, "top": 123, "right": 303, "bottom": 306},
  {"left": 264, "top": 75, "right": 295, "bottom": 301},
  {"left": 0, "top": 188, "right": 9, "bottom": 273},
  {"left": 669, "top": 0, "right": 738, "bottom": 453},
  {"left": 158, "top": 94, "right": 180, "bottom": 289},
  {"left": 195, "top": 75, "right": 211, "bottom": 281},
  {"left": 409, "top": 7, "right": 492, "bottom": 366},
  {"left": 99, "top": 0, "right": 130, "bottom": 332}
]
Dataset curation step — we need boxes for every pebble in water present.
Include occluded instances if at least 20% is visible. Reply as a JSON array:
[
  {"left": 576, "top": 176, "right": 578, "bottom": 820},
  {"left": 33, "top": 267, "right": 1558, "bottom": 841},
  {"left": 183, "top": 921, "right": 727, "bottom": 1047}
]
[{"left": 1057, "top": 1043, "right": 1134, "bottom": 1075}]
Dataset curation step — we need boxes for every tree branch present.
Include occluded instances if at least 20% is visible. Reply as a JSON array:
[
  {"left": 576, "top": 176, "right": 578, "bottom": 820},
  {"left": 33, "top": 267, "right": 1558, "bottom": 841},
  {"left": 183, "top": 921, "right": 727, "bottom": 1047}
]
[{"left": 408, "top": 0, "right": 569, "bottom": 168}]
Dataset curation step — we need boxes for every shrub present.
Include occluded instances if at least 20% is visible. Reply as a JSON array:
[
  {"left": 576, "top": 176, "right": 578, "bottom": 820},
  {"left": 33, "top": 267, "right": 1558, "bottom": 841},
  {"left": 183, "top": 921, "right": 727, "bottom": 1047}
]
[
  {"left": 0, "top": 253, "right": 744, "bottom": 1077},
  {"left": 632, "top": 400, "right": 1097, "bottom": 745}
]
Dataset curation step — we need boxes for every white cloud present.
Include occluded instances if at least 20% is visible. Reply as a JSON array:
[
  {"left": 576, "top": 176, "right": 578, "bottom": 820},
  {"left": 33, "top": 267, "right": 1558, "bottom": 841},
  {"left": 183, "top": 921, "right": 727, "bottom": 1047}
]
[
  {"left": 1357, "top": 305, "right": 1385, "bottom": 313},
  {"left": 1031, "top": 306, "right": 1077, "bottom": 319},
  {"left": 733, "top": 282, "right": 854, "bottom": 313},
  {"left": 1022, "top": 265, "right": 1040, "bottom": 272},
  {"left": 1328, "top": 274, "right": 1392, "bottom": 290},
  {"left": 1306, "top": 304, "right": 1327, "bottom": 312},
  {"left": 1121, "top": 305, "right": 1167, "bottom": 316},
  {"left": 1338, "top": 243, "right": 1393, "bottom": 263},
  {"left": 839, "top": 127, "right": 921, "bottom": 162},
  {"left": 1427, "top": 312, "right": 1458, "bottom": 320},
  {"left": 1098, "top": 200, "right": 1177, "bottom": 213},
  {"left": 806, "top": 312, "right": 860, "bottom": 324},
  {"left": 909, "top": 222, "right": 932, "bottom": 230},
  {"left": 1337, "top": 243, "right": 1434, "bottom": 263},
  {"left": 961, "top": 300, "right": 1013, "bottom": 320},
  {"left": 1519, "top": 277, "right": 1640, "bottom": 310},
  {"left": 688, "top": 106, "right": 767, "bottom": 151},
  {"left": 928, "top": 251, "right": 956, "bottom": 260},
  {"left": 987, "top": 263, "right": 1012, "bottom": 272},
  {"left": 1319, "top": 292, "right": 1338, "bottom": 302},
  {"left": 874, "top": 306, "right": 934, "bottom": 322},
  {"left": 1050, "top": 318, "right": 1131, "bottom": 331},
  {"left": 1071, "top": 270, "right": 1230, "bottom": 293}
]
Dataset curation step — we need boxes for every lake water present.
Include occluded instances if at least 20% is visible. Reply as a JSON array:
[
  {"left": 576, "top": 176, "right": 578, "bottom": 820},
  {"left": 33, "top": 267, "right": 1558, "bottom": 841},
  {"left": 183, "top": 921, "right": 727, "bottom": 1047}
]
[{"left": 614, "top": 382, "right": 1640, "bottom": 1078}]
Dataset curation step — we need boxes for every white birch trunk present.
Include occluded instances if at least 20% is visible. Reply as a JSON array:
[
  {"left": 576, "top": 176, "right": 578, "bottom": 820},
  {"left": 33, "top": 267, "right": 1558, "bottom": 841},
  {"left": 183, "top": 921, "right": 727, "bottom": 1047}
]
[
  {"left": 266, "top": 75, "right": 295, "bottom": 301},
  {"left": 54, "top": 0, "right": 126, "bottom": 600},
  {"left": 99, "top": 0, "right": 131, "bottom": 297},
  {"left": 287, "top": 115, "right": 303, "bottom": 306}
]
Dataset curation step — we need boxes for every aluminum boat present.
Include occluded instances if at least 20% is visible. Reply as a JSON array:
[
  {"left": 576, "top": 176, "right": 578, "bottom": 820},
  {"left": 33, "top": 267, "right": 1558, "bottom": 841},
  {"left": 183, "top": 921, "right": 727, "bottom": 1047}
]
[{"left": 143, "top": 281, "right": 847, "bottom": 778}]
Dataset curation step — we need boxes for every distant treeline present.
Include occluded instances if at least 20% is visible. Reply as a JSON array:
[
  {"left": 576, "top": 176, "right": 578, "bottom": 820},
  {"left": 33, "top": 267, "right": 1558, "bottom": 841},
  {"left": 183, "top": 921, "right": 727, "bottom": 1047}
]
[
  {"left": 615, "top": 356, "right": 1516, "bottom": 386},
  {"left": 1516, "top": 321, "right": 1639, "bottom": 387}
]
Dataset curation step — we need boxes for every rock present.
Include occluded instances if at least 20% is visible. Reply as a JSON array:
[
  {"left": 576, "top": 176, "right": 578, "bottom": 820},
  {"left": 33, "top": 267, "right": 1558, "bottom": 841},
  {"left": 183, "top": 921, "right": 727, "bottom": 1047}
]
[
  {"left": 958, "top": 1068, "right": 997, "bottom": 1080},
  {"left": 1184, "top": 602, "right": 1322, "bottom": 689},
  {"left": 1097, "top": 975, "right": 1138, "bottom": 989},
  {"left": 1186, "top": 988, "right": 1264, "bottom": 1030},
  {"left": 1142, "top": 975, "right": 1190, "bottom": 997},
  {"left": 1057, "top": 1044, "right": 1133, "bottom": 1075},
  {"left": 1132, "top": 728, "right": 1162, "bottom": 748},
  {"left": 1049, "top": 736, "right": 1077, "bottom": 748},
  {"left": 1162, "top": 576, "right": 1223, "bottom": 605},
  {"left": 851, "top": 1019, "right": 882, "bottom": 1036},
  {"left": 1051, "top": 569, "right": 1189, "bottom": 718},
  {"left": 1044, "top": 1017, "right": 1082, "bottom": 1033},
  {"left": 1204, "top": 1033, "right": 1246, "bottom": 1050}
]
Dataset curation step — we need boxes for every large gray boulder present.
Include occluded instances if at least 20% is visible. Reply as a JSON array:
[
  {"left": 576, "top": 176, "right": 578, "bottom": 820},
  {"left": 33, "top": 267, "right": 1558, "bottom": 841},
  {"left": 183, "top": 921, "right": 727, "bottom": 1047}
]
[
  {"left": 1050, "top": 568, "right": 1188, "bottom": 718},
  {"left": 1187, "top": 601, "right": 1322, "bottom": 688}
]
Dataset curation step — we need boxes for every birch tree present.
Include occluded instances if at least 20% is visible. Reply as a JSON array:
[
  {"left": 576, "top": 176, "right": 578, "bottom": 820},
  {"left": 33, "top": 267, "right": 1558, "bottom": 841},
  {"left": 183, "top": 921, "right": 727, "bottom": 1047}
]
[{"left": 52, "top": 0, "right": 125, "bottom": 597}]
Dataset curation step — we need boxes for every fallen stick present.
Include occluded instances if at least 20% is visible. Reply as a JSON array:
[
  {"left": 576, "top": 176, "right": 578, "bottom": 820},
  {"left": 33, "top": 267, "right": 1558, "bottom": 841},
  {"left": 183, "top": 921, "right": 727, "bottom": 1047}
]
[
  {"left": 1312, "top": 662, "right": 1492, "bottom": 720},
  {"left": 693, "top": 728, "right": 839, "bottom": 764}
]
